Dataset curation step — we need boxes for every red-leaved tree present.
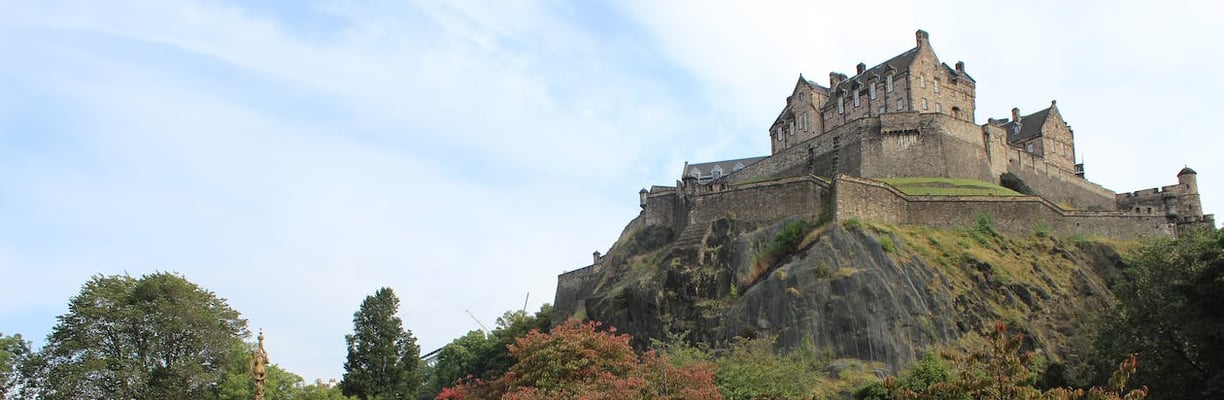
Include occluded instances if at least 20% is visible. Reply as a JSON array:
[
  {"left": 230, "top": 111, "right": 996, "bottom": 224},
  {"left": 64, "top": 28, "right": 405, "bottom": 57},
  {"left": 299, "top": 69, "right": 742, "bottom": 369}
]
[{"left": 437, "top": 320, "right": 721, "bottom": 400}]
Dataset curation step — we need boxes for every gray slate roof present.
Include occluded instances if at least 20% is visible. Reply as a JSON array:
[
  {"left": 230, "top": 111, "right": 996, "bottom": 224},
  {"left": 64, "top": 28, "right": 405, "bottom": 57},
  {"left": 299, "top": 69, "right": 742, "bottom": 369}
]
[
  {"left": 684, "top": 156, "right": 769, "bottom": 180},
  {"left": 1003, "top": 107, "right": 1052, "bottom": 143}
]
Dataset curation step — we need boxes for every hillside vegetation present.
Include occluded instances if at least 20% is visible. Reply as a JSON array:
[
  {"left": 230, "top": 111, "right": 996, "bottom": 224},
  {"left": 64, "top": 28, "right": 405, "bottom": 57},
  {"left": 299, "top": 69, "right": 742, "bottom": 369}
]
[{"left": 559, "top": 212, "right": 1136, "bottom": 391}]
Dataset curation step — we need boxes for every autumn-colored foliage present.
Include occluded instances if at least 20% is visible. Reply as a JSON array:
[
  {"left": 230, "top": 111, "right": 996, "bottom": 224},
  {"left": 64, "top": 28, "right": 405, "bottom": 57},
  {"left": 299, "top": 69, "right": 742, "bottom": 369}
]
[{"left": 437, "top": 320, "right": 721, "bottom": 400}]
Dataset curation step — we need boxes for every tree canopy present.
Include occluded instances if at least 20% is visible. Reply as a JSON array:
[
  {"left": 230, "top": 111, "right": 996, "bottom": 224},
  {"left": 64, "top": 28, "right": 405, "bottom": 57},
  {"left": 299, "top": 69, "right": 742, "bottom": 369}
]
[
  {"left": 341, "top": 287, "right": 421, "bottom": 399},
  {"left": 1096, "top": 228, "right": 1224, "bottom": 399},
  {"left": 20, "top": 272, "right": 248, "bottom": 399},
  {"left": 0, "top": 332, "right": 30, "bottom": 400}
]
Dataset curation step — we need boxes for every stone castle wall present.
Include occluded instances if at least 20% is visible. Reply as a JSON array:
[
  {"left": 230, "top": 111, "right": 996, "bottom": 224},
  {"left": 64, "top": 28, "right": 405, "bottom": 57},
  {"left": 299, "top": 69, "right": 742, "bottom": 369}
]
[
  {"left": 833, "top": 176, "right": 1175, "bottom": 239},
  {"left": 684, "top": 176, "right": 828, "bottom": 230},
  {"left": 554, "top": 262, "right": 605, "bottom": 321},
  {"left": 1005, "top": 147, "right": 1116, "bottom": 210}
]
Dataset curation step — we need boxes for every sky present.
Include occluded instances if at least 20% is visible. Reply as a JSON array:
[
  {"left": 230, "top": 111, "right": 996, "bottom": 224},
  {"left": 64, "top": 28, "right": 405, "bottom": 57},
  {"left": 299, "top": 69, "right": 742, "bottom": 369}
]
[{"left": 1, "top": 0, "right": 1221, "bottom": 382}]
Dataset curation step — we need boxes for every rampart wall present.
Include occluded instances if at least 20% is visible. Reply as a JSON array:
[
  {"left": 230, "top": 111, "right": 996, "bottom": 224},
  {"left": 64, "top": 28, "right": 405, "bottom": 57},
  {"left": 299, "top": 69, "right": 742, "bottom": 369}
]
[
  {"left": 860, "top": 113, "right": 995, "bottom": 182},
  {"left": 1005, "top": 148, "right": 1116, "bottom": 210},
  {"left": 554, "top": 262, "right": 604, "bottom": 321},
  {"left": 686, "top": 176, "right": 828, "bottom": 229},
  {"left": 833, "top": 176, "right": 1175, "bottom": 240}
]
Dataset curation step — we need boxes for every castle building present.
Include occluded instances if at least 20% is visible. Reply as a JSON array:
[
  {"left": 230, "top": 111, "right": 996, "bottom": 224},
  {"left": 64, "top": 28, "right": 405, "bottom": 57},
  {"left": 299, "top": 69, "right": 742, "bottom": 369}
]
[
  {"left": 638, "top": 29, "right": 1213, "bottom": 242},
  {"left": 558, "top": 29, "right": 1216, "bottom": 329}
]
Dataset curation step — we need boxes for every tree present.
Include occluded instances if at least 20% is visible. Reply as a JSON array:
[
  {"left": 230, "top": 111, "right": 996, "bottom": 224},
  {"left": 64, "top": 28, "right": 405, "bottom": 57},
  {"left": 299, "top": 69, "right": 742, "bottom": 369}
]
[
  {"left": 438, "top": 320, "right": 721, "bottom": 400},
  {"left": 341, "top": 287, "right": 421, "bottom": 399},
  {"left": 216, "top": 341, "right": 355, "bottom": 400},
  {"left": 0, "top": 332, "right": 30, "bottom": 400},
  {"left": 424, "top": 304, "right": 553, "bottom": 397},
  {"left": 1096, "top": 229, "right": 1224, "bottom": 399},
  {"left": 22, "top": 272, "right": 247, "bottom": 399}
]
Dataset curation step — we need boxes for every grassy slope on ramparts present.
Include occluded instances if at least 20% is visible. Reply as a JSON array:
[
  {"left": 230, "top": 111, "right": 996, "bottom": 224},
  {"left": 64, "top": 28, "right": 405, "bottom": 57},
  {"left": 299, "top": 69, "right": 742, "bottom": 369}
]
[{"left": 877, "top": 177, "right": 1023, "bottom": 196}]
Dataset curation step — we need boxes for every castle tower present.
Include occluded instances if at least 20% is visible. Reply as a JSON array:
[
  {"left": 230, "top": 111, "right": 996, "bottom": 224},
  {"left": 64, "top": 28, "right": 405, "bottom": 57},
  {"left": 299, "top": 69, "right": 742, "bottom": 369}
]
[{"left": 1177, "top": 167, "right": 1203, "bottom": 217}]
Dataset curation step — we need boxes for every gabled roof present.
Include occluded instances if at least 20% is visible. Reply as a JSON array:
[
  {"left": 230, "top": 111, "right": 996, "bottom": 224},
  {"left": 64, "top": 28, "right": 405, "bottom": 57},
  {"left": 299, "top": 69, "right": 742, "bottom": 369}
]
[
  {"left": 1003, "top": 107, "right": 1052, "bottom": 143},
  {"left": 684, "top": 156, "right": 769, "bottom": 179},
  {"left": 774, "top": 75, "right": 829, "bottom": 125},
  {"left": 822, "top": 47, "right": 920, "bottom": 108}
]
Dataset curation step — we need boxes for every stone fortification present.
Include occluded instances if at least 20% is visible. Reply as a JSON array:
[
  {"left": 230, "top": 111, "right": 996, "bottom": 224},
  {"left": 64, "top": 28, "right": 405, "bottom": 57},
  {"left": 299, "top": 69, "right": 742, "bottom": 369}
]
[{"left": 558, "top": 28, "right": 1214, "bottom": 309}]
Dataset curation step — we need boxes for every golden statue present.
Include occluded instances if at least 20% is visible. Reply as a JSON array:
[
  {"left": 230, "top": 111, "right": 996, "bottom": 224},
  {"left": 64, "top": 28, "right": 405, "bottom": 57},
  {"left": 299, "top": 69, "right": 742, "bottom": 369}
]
[{"left": 249, "top": 330, "right": 270, "bottom": 400}]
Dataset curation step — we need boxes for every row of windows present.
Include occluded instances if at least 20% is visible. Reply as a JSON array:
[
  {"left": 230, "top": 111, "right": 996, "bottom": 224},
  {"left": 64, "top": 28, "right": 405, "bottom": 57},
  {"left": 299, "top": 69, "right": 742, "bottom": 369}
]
[{"left": 917, "top": 74, "right": 941, "bottom": 94}]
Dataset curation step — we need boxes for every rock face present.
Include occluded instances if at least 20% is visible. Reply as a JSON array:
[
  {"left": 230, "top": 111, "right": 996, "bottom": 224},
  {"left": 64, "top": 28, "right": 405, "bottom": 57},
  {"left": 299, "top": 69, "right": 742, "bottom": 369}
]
[{"left": 555, "top": 215, "right": 1127, "bottom": 375}]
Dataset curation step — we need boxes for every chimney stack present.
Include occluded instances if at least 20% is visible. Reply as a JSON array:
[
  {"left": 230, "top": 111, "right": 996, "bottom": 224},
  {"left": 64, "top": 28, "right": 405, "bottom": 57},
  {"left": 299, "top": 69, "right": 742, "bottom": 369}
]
[
  {"left": 1011, "top": 107, "right": 1021, "bottom": 123},
  {"left": 915, "top": 29, "right": 929, "bottom": 47},
  {"left": 856, "top": 62, "right": 866, "bottom": 75},
  {"left": 829, "top": 72, "right": 847, "bottom": 87},
  {"left": 955, "top": 61, "right": 964, "bottom": 73}
]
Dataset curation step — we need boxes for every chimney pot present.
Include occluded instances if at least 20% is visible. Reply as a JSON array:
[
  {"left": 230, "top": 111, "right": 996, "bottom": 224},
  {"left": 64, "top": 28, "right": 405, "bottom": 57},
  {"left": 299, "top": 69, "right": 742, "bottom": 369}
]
[
  {"left": 856, "top": 62, "right": 866, "bottom": 74},
  {"left": 915, "top": 29, "right": 929, "bottom": 46},
  {"left": 1011, "top": 107, "right": 1021, "bottom": 123},
  {"left": 955, "top": 61, "right": 964, "bottom": 72}
]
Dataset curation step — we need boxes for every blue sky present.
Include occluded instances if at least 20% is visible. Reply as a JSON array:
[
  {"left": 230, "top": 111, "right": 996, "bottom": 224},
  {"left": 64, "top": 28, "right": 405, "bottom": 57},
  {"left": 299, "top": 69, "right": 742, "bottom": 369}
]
[{"left": 2, "top": 0, "right": 1221, "bottom": 382}]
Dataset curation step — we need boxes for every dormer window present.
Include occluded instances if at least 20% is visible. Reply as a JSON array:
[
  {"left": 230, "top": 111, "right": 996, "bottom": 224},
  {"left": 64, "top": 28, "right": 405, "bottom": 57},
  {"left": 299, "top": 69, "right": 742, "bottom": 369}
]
[
  {"left": 689, "top": 168, "right": 701, "bottom": 178},
  {"left": 710, "top": 166, "right": 723, "bottom": 179},
  {"left": 733, "top": 162, "right": 746, "bottom": 171}
]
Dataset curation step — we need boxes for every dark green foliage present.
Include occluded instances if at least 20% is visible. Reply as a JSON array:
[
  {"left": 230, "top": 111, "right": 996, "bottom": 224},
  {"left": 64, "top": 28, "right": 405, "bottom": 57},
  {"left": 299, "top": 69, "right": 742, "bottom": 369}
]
[
  {"left": 341, "top": 287, "right": 421, "bottom": 400},
  {"left": 423, "top": 304, "right": 552, "bottom": 398},
  {"left": 1000, "top": 172, "right": 1036, "bottom": 195},
  {"left": 1095, "top": 229, "right": 1224, "bottom": 399},
  {"left": 761, "top": 219, "right": 809, "bottom": 263},
  {"left": 853, "top": 352, "right": 958, "bottom": 400},
  {"left": 21, "top": 272, "right": 247, "bottom": 399},
  {"left": 0, "top": 332, "right": 30, "bottom": 399}
]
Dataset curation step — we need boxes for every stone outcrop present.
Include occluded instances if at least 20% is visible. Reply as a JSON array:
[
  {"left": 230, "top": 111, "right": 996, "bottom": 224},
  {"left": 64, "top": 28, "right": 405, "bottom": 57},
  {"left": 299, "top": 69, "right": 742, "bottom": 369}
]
[{"left": 557, "top": 214, "right": 1128, "bottom": 376}]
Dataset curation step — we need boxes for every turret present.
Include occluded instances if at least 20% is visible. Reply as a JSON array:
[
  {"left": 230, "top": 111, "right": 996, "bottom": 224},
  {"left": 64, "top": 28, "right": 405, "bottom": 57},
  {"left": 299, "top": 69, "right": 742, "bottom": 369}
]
[
  {"left": 639, "top": 188, "right": 649, "bottom": 209},
  {"left": 1177, "top": 167, "right": 1202, "bottom": 217}
]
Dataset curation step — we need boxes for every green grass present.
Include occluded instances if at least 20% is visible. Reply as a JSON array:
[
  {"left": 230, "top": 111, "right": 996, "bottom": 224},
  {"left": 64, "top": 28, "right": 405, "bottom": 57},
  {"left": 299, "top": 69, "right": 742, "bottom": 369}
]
[{"left": 877, "top": 177, "right": 1023, "bottom": 196}]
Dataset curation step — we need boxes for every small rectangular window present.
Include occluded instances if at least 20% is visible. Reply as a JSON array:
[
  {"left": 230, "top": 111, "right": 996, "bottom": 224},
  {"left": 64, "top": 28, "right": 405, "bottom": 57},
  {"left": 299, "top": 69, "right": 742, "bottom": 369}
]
[
  {"left": 869, "top": 84, "right": 877, "bottom": 100},
  {"left": 854, "top": 90, "right": 861, "bottom": 107},
  {"left": 895, "top": 99, "right": 903, "bottom": 111},
  {"left": 886, "top": 74, "right": 894, "bottom": 92},
  {"left": 935, "top": 103, "right": 942, "bottom": 113},
  {"left": 919, "top": 75, "right": 926, "bottom": 88},
  {"left": 922, "top": 98, "right": 928, "bottom": 110},
  {"left": 878, "top": 106, "right": 885, "bottom": 114},
  {"left": 838, "top": 96, "right": 844, "bottom": 114},
  {"left": 934, "top": 79, "right": 940, "bottom": 94}
]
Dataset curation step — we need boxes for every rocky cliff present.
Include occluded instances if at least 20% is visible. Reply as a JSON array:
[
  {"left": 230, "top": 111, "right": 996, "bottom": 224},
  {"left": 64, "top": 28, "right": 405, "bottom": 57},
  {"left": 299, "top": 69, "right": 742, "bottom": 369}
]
[{"left": 555, "top": 214, "right": 1131, "bottom": 377}]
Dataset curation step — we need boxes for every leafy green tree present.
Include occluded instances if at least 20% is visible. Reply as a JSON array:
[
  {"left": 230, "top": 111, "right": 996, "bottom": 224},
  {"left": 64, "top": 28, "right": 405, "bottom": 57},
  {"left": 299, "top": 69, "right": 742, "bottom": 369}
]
[
  {"left": 0, "top": 332, "right": 30, "bottom": 400},
  {"left": 341, "top": 287, "right": 421, "bottom": 399},
  {"left": 21, "top": 272, "right": 247, "bottom": 399},
  {"left": 712, "top": 336, "right": 821, "bottom": 400},
  {"left": 423, "top": 304, "right": 552, "bottom": 397},
  {"left": 1096, "top": 229, "right": 1224, "bottom": 399}
]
